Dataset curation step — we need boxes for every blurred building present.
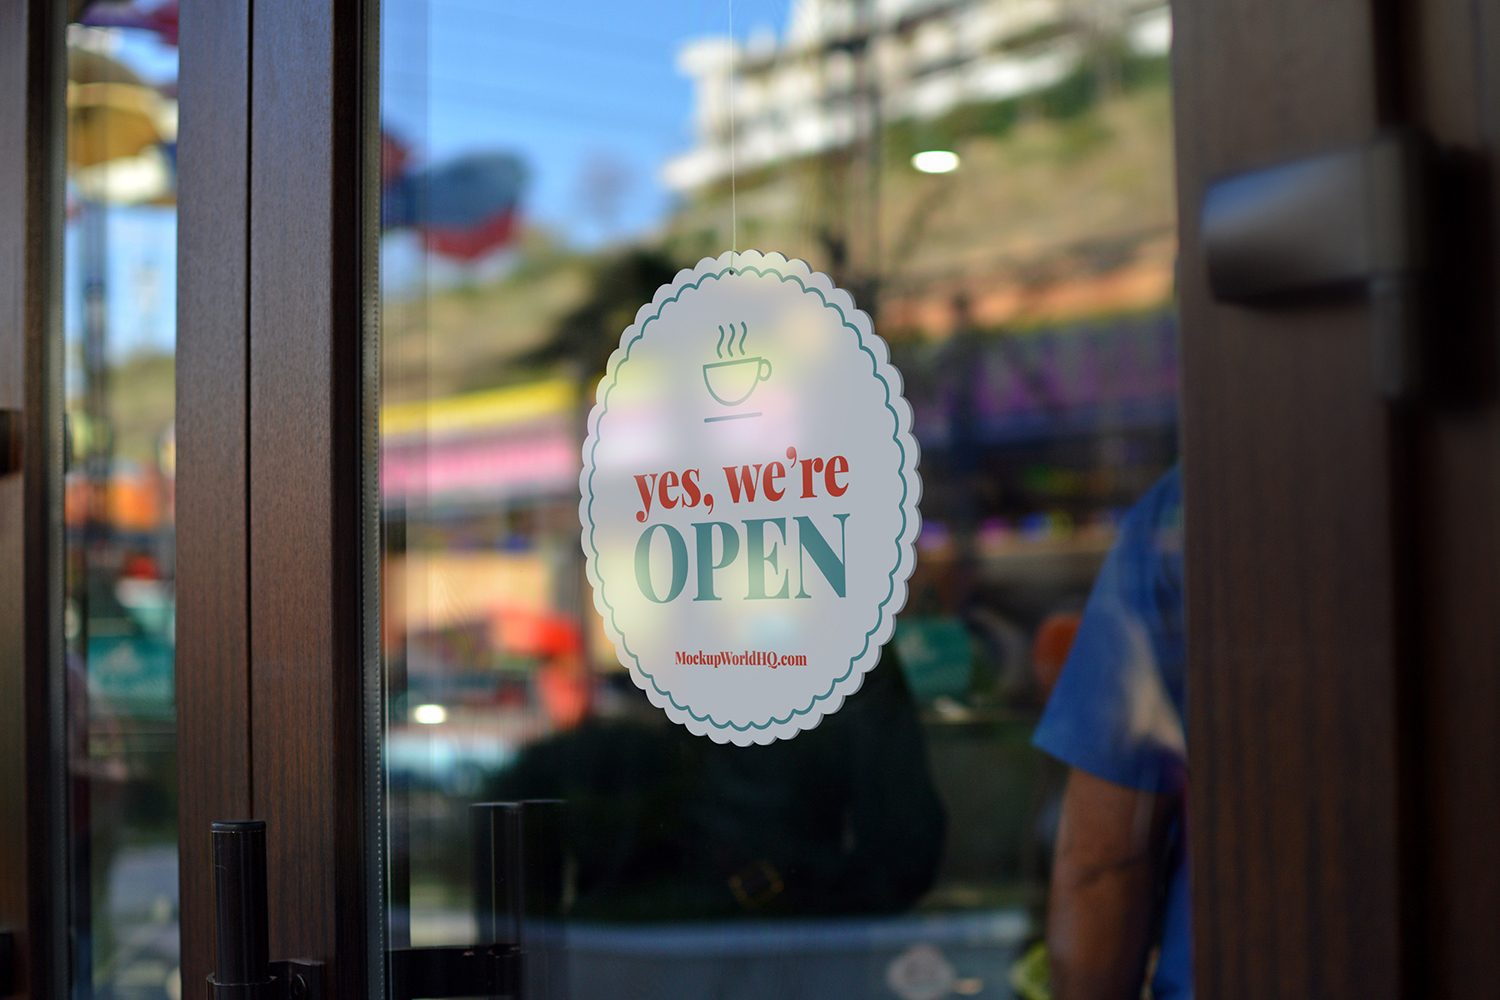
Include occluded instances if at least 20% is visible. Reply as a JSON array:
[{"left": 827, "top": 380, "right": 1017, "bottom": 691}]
[{"left": 666, "top": 0, "right": 1171, "bottom": 192}]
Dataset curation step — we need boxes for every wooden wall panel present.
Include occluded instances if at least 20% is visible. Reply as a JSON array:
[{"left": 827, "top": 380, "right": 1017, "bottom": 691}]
[
  {"left": 1171, "top": 1, "right": 1408, "bottom": 996},
  {"left": 175, "top": 2, "right": 254, "bottom": 996},
  {"left": 0, "top": 2, "right": 67, "bottom": 996}
]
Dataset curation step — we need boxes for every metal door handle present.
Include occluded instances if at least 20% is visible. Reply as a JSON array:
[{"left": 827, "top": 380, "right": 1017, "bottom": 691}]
[
  {"left": 389, "top": 800, "right": 567, "bottom": 1000},
  {"left": 1202, "top": 129, "right": 1436, "bottom": 398},
  {"left": 210, "top": 805, "right": 566, "bottom": 1000}
]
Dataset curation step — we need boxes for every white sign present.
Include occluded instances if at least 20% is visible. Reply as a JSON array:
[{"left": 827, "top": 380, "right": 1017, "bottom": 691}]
[{"left": 580, "top": 251, "right": 921, "bottom": 745}]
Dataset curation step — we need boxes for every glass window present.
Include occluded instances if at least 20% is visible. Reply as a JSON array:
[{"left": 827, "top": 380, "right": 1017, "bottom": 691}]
[
  {"left": 63, "top": 9, "right": 180, "bottom": 998},
  {"left": 379, "top": 1, "right": 1183, "bottom": 996}
]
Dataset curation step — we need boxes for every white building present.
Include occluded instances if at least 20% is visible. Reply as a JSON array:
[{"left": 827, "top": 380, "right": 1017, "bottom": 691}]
[{"left": 664, "top": 0, "right": 1171, "bottom": 192}]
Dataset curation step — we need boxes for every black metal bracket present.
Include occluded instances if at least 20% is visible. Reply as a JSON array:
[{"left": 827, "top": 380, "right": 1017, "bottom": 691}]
[
  {"left": 1202, "top": 129, "right": 1437, "bottom": 399},
  {"left": 0, "top": 409, "right": 19, "bottom": 476},
  {"left": 270, "top": 959, "right": 325, "bottom": 1000},
  {"left": 207, "top": 960, "right": 324, "bottom": 1000},
  {"left": 388, "top": 944, "right": 519, "bottom": 999},
  {"left": 0, "top": 929, "right": 15, "bottom": 996}
]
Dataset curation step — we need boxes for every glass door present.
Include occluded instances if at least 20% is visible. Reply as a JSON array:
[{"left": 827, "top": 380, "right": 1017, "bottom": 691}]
[
  {"left": 15, "top": 1, "right": 1494, "bottom": 999},
  {"left": 376, "top": 2, "right": 1185, "bottom": 997},
  {"left": 0, "top": 4, "right": 185, "bottom": 999}
]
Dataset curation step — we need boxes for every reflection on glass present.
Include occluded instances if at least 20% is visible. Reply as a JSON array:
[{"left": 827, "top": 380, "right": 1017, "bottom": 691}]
[
  {"left": 380, "top": 0, "right": 1179, "bottom": 996},
  {"left": 64, "top": 9, "right": 180, "bottom": 999}
]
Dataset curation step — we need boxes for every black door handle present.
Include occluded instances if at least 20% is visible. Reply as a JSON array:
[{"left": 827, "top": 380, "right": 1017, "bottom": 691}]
[
  {"left": 210, "top": 821, "right": 271, "bottom": 994},
  {"left": 472, "top": 800, "right": 567, "bottom": 1000},
  {"left": 388, "top": 800, "right": 567, "bottom": 999},
  {"left": 211, "top": 805, "right": 566, "bottom": 1000},
  {"left": 207, "top": 821, "right": 324, "bottom": 1000}
]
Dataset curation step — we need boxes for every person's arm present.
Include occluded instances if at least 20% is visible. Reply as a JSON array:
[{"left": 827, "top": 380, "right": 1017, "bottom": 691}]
[{"left": 1047, "top": 767, "right": 1178, "bottom": 1000}]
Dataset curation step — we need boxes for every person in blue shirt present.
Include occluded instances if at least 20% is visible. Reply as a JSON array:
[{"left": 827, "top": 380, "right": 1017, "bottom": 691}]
[{"left": 1033, "top": 466, "right": 1189, "bottom": 999}]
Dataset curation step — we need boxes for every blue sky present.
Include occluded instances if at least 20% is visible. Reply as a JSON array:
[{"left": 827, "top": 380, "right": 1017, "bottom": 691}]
[
  {"left": 88, "top": 1, "right": 793, "bottom": 356},
  {"left": 117, "top": 0, "right": 785, "bottom": 243},
  {"left": 382, "top": 0, "right": 789, "bottom": 243}
]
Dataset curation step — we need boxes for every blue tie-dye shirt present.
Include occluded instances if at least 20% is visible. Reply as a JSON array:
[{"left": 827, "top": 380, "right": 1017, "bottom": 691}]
[{"left": 1034, "top": 466, "right": 1189, "bottom": 999}]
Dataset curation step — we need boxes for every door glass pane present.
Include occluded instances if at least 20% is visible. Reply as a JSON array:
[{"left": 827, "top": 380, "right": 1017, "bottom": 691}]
[
  {"left": 379, "top": 1, "right": 1183, "bottom": 997},
  {"left": 63, "top": 10, "right": 180, "bottom": 998}
]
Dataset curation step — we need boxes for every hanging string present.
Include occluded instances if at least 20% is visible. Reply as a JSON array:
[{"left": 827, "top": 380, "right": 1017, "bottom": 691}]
[{"left": 727, "top": 0, "right": 739, "bottom": 272}]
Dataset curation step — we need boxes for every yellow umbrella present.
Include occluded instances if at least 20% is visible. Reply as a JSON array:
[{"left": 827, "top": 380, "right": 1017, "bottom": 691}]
[
  {"left": 64, "top": 39, "right": 177, "bottom": 204},
  {"left": 67, "top": 80, "right": 174, "bottom": 170},
  {"left": 67, "top": 43, "right": 147, "bottom": 87}
]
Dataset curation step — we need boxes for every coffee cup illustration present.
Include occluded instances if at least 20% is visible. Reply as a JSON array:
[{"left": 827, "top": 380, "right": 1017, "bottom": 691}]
[
  {"left": 704, "top": 356, "right": 773, "bottom": 406},
  {"left": 703, "top": 321, "right": 772, "bottom": 408}
]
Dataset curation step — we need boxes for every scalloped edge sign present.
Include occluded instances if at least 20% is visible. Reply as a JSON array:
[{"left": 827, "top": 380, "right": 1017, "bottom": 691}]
[{"left": 580, "top": 250, "right": 921, "bottom": 745}]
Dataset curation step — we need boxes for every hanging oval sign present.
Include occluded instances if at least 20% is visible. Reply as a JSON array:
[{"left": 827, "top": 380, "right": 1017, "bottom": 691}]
[{"left": 580, "top": 250, "right": 921, "bottom": 745}]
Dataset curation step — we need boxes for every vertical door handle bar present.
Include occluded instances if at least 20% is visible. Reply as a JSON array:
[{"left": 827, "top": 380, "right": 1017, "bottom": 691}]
[{"left": 207, "top": 821, "right": 324, "bottom": 999}]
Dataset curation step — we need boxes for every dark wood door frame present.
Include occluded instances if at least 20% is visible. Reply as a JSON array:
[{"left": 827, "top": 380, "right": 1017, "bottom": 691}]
[
  {"left": 1175, "top": 0, "right": 1500, "bottom": 992},
  {"left": 245, "top": 0, "right": 381, "bottom": 994},
  {"left": 174, "top": 1, "right": 255, "bottom": 995},
  {"left": 1404, "top": 2, "right": 1500, "bottom": 994},
  {"left": 1172, "top": 0, "right": 1423, "bottom": 997},
  {"left": 176, "top": 0, "right": 380, "bottom": 995},
  {"left": 0, "top": 2, "right": 69, "bottom": 997}
]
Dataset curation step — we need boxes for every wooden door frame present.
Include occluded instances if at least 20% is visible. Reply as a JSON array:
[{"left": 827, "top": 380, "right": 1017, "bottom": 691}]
[
  {"left": 0, "top": 5, "right": 270, "bottom": 994},
  {"left": 0, "top": 2, "right": 69, "bottom": 997},
  {"left": 1401, "top": 2, "right": 1500, "bottom": 993},
  {"left": 11, "top": 0, "right": 1489, "bottom": 997},
  {"left": 244, "top": 0, "right": 382, "bottom": 993},
  {"left": 1172, "top": 1, "right": 1416, "bottom": 997},
  {"left": 217, "top": 0, "right": 1432, "bottom": 996},
  {"left": 176, "top": 0, "right": 382, "bottom": 996},
  {"left": 174, "top": 1, "right": 255, "bottom": 995}
]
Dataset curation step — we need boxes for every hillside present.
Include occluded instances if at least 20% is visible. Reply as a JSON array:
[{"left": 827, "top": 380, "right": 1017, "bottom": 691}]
[{"left": 385, "top": 71, "right": 1177, "bottom": 403}]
